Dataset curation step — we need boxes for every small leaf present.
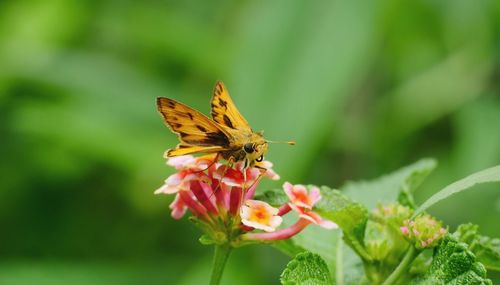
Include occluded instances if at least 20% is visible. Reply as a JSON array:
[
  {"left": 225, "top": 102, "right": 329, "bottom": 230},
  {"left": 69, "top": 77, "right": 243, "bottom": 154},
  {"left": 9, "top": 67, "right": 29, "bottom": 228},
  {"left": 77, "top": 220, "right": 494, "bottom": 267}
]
[
  {"left": 280, "top": 252, "right": 333, "bottom": 285},
  {"left": 341, "top": 158, "right": 436, "bottom": 209},
  {"left": 453, "top": 224, "right": 500, "bottom": 271},
  {"left": 413, "top": 165, "right": 500, "bottom": 217},
  {"left": 255, "top": 188, "right": 289, "bottom": 207},
  {"left": 411, "top": 235, "right": 493, "bottom": 285},
  {"left": 198, "top": 235, "right": 215, "bottom": 245}
]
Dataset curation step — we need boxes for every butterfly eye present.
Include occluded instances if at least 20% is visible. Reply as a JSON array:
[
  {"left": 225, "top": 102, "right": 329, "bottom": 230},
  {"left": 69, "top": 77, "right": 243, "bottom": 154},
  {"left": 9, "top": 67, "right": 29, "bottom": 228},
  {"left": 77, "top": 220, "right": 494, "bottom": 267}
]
[
  {"left": 244, "top": 143, "right": 254, "bottom": 153},
  {"left": 256, "top": 155, "right": 263, "bottom": 162}
]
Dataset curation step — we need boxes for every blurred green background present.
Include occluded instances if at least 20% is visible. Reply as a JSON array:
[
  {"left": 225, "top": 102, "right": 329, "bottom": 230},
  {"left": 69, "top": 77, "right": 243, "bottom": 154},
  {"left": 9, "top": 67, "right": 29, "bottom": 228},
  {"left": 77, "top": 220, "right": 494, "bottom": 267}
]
[{"left": 1, "top": 0, "right": 499, "bottom": 284}]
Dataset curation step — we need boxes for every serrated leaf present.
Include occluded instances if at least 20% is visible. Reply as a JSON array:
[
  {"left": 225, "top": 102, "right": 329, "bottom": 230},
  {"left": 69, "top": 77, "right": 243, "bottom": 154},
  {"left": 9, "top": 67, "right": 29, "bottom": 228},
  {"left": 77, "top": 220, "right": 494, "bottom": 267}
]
[
  {"left": 411, "top": 235, "right": 492, "bottom": 285},
  {"left": 315, "top": 186, "right": 371, "bottom": 262},
  {"left": 341, "top": 159, "right": 436, "bottom": 209},
  {"left": 280, "top": 252, "right": 333, "bottom": 285},
  {"left": 413, "top": 165, "right": 500, "bottom": 217},
  {"left": 453, "top": 224, "right": 500, "bottom": 271}
]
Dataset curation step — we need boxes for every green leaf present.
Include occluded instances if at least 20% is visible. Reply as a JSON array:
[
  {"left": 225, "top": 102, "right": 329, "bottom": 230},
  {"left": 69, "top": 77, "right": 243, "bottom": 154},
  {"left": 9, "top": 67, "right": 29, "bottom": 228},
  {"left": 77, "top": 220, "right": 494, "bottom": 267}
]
[
  {"left": 273, "top": 214, "right": 341, "bottom": 281},
  {"left": 315, "top": 186, "right": 371, "bottom": 262},
  {"left": 341, "top": 159, "right": 436, "bottom": 209},
  {"left": 337, "top": 241, "right": 369, "bottom": 285},
  {"left": 280, "top": 252, "right": 334, "bottom": 285},
  {"left": 259, "top": 188, "right": 366, "bottom": 284},
  {"left": 255, "top": 188, "right": 289, "bottom": 207},
  {"left": 413, "top": 165, "right": 500, "bottom": 217},
  {"left": 198, "top": 235, "right": 215, "bottom": 245},
  {"left": 453, "top": 224, "right": 500, "bottom": 271},
  {"left": 411, "top": 235, "right": 492, "bottom": 285}
]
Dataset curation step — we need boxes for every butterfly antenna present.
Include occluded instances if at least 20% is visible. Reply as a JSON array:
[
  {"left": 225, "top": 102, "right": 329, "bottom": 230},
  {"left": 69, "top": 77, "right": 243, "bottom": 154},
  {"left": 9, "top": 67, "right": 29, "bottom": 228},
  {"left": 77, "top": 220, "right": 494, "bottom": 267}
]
[{"left": 266, "top": 140, "right": 296, "bottom": 145}]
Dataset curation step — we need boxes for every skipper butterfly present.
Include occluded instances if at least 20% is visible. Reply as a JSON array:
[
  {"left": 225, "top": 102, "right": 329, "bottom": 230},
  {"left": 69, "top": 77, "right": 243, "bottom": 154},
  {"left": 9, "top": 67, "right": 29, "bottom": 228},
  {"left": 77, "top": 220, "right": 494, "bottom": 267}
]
[{"left": 157, "top": 81, "right": 294, "bottom": 169}]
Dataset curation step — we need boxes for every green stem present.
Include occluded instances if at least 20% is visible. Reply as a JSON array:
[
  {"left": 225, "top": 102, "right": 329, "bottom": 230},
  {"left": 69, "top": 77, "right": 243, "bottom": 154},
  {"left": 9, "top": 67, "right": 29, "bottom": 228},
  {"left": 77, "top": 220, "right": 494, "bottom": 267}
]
[
  {"left": 209, "top": 244, "right": 232, "bottom": 285},
  {"left": 346, "top": 237, "right": 373, "bottom": 262},
  {"left": 382, "top": 246, "right": 419, "bottom": 285}
]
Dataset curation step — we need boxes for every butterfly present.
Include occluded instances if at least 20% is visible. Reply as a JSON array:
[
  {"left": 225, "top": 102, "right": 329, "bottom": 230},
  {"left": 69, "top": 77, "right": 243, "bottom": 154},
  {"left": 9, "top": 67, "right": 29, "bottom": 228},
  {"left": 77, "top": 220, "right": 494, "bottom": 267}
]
[{"left": 156, "top": 81, "right": 294, "bottom": 170}]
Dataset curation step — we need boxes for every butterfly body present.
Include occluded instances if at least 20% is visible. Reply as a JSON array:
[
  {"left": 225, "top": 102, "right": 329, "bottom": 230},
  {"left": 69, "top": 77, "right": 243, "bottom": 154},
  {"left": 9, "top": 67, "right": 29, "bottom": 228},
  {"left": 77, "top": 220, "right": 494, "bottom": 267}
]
[
  {"left": 157, "top": 81, "right": 269, "bottom": 169},
  {"left": 220, "top": 130, "right": 268, "bottom": 168}
]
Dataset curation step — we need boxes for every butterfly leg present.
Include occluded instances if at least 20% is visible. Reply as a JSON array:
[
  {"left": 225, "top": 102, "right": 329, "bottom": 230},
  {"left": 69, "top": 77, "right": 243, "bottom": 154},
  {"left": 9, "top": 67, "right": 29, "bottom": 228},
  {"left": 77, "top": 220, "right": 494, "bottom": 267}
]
[
  {"left": 193, "top": 153, "right": 219, "bottom": 173},
  {"left": 210, "top": 156, "right": 235, "bottom": 197},
  {"left": 245, "top": 165, "right": 266, "bottom": 192}
]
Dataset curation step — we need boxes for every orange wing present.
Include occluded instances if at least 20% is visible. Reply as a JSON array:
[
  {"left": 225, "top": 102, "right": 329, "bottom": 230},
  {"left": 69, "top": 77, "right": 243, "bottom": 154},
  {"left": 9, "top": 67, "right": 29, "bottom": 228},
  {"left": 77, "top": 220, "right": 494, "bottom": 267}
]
[
  {"left": 165, "top": 144, "right": 225, "bottom": 157},
  {"left": 157, "top": 97, "right": 230, "bottom": 156},
  {"left": 211, "top": 81, "right": 252, "bottom": 132}
]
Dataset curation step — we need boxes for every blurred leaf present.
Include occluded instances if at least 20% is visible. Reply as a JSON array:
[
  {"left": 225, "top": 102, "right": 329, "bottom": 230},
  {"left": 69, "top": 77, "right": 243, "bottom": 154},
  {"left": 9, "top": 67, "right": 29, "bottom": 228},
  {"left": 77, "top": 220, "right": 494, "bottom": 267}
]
[
  {"left": 336, "top": 240, "right": 368, "bottom": 285},
  {"left": 413, "top": 165, "right": 500, "bottom": 217},
  {"left": 228, "top": 0, "right": 377, "bottom": 180},
  {"left": 341, "top": 159, "right": 437, "bottom": 210},
  {"left": 280, "top": 252, "right": 333, "bottom": 285},
  {"left": 453, "top": 224, "right": 500, "bottom": 271},
  {"left": 375, "top": 51, "right": 491, "bottom": 146},
  {"left": 0, "top": 261, "right": 188, "bottom": 285},
  {"left": 452, "top": 99, "right": 500, "bottom": 173}
]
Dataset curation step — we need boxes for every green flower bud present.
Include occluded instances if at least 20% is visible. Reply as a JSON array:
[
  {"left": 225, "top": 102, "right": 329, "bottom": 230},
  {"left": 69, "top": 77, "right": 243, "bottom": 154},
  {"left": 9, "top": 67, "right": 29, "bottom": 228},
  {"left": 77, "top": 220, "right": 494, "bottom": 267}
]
[{"left": 401, "top": 214, "right": 447, "bottom": 250}]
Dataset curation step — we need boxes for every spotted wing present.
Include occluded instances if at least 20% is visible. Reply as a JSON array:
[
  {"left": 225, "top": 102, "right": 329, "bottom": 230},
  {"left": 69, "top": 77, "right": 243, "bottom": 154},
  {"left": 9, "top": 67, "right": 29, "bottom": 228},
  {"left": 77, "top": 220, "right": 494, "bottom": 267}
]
[
  {"left": 211, "top": 81, "right": 252, "bottom": 132},
  {"left": 157, "top": 97, "right": 230, "bottom": 156}
]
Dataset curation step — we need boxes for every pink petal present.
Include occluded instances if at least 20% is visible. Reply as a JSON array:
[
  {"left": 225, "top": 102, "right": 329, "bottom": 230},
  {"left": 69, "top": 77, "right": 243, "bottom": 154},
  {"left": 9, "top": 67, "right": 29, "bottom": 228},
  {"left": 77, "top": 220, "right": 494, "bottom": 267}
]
[
  {"left": 300, "top": 211, "right": 337, "bottom": 230},
  {"left": 154, "top": 184, "right": 178, "bottom": 194},
  {"left": 241, "top": 219, "right": 277, "bottom": 232},
  {"left": 283, "top": 182, "right": 294, "bottom": 198},
  {"left": 243, "top": 218, "right": 311, "bottom": 241},
  {"left": 269, "top": 216, "right": 284, "bottom": 228},
  {"left": 169, "top": 194, "right": 187, "bottom": 219},
  {"left": 299, "top": 212, "right": 319, "bottom": 224},
  {"left": 265, "top": 168, "right": 280, "bottom": 180},
  {"left": 318, "top": 219, "right": 338, "bottom": 229},
  {"left": 167, "top": 155, "right": 195, "bottom": 169},
  {"left": 165, "top": 173, "right": 182, "bottom": 186},
  {"left": 400, "top": 226, "right": 409, "bottom": 235},
  {"left": 178, "top": 190, "right": 208, "bottom": 219},
  {"left": 288, "top": 202, "right": 305, "bottom": 214},
  {"left": 190, "top": 181, "right": 218, "bottom": 215},
  {"left": 229, "top": 187, "right": 243, "bottom": 216},
  {"left": 240, "top": 200, "right": 282, "bottom": 232},
  {"left": 309, "top": 186, "right": 322, "bottom": 205}
]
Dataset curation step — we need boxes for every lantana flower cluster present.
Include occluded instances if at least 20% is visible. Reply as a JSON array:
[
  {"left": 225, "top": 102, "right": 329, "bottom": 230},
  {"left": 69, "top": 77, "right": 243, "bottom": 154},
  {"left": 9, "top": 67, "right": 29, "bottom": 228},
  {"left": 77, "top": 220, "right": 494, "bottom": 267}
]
[
  {"left": 366, "top": 204, "right": 414, "bottom": 261},
  {"left": 155, "top": 155, "right": 337, "bottom": 245},
  {"left": 400, "top": 214, "right": 447, "bottom": 249},
  {"left": 372, "top": 203, "right": 413, "bottom": 224}
]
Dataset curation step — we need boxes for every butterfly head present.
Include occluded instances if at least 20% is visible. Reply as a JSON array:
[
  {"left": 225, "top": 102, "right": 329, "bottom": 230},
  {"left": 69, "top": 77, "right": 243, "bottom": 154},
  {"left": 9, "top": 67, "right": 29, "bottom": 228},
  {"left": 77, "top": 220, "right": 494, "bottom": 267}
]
[{"left": 242, "top": 134, "right": 268, "bottom": 167}]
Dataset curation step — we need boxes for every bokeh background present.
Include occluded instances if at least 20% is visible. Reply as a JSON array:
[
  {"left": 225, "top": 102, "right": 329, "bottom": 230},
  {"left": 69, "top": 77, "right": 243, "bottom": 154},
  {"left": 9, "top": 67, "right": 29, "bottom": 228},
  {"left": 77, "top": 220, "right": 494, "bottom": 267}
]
[{"left": 1, "top": 0, "right": 499, "bottom": 284}]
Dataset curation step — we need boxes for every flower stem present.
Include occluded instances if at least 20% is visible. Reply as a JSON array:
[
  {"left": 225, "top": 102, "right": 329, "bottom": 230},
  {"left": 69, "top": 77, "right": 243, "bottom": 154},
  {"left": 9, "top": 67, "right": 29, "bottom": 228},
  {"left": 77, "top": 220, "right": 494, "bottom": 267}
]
[
  {"left": 209, "top": 244, "right": 232, "bottom": 285},
  {"left": 382, "top": 246, "right": 419, "bottom": 285}
]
